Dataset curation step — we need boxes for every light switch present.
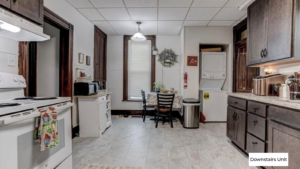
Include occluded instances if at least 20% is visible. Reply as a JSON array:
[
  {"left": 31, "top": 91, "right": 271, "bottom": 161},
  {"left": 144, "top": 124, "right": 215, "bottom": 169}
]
[{"left": 7, "top": 55, "right": 15, "bottom": 67}]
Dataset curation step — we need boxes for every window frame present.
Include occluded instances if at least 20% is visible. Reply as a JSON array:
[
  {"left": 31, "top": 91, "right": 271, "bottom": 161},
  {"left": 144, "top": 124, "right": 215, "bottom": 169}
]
[{"left": 123, "top": 35, "right": 156, "bottom": 101}]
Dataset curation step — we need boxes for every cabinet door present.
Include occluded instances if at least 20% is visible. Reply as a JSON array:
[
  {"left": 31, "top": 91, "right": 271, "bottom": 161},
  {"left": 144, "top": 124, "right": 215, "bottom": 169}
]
[
  {"left": 10, "top": 0, "right": 43, "bottom": 25},
  {"left": 0, "top": 0, "right": 10, "bottom": 8},
  {"left": 268, "top": 121, "right": 300, "bottom": 168},
  {"left": 99, "top": 103, "right": 107, "bottom": 131},
  {"left": 247, "top": 0, "right": 268, "bottom": 66},
  {"left": 265, "top": 0, "right": 294, "bottom": 62},
  {"left": 235, "top": 110, "right": 246, "bottom": 150},
  {"left": 227, "top": 107, "right": 235, "bottom": 141}
]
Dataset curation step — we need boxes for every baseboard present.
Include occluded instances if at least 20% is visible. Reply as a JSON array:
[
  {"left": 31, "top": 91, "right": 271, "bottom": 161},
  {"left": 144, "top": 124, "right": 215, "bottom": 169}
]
[
  {"left": 72, "top": 125, "right": 79, "bottom": 139},
  {"left": 111, "top": 110, "right": 182, "bottom": 119}
]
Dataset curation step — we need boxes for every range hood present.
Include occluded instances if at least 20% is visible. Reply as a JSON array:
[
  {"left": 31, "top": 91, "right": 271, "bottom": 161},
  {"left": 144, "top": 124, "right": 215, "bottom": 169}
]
[{"left": 0, "top": 8, "right": 50, "bottom": 42}]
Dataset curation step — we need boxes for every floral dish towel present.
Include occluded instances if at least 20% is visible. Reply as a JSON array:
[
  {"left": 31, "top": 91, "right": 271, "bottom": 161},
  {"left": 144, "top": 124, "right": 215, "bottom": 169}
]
[{"left": 34, "top": 107, "right": 58, "bottom": 151}]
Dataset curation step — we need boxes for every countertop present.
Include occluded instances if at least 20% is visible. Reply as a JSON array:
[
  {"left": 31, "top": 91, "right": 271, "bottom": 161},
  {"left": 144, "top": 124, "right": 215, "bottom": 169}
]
[
  {"left": 228, "top": 92, "right": 300, "bottom": 110},
  {"left": 74, "top": 91, "right": 112, "bottom": 98}
]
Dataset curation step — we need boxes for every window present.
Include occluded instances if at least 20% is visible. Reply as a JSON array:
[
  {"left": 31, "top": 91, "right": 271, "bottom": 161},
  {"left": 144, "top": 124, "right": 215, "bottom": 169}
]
[{"left": 123, "top": 35, "right": 156, "bottom": 101}]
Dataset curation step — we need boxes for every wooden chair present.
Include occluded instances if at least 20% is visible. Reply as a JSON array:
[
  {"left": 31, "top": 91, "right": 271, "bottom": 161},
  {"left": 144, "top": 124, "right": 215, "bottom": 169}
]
[
  {"left": 155, "top": 93, "right": 175, "bottom": 128},
  {"left": 141, "top": 90, "right": 155, "bottom": 122}
]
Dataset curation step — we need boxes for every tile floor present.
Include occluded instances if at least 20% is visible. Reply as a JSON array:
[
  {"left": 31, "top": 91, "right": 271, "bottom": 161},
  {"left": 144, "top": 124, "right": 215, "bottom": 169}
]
[{"left": 73, "top": 116, "right": 257, "bottom": 169}]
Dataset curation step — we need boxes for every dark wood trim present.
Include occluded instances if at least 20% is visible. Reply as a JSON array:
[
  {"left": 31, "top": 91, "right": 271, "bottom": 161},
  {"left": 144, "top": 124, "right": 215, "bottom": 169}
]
[
  {"left": 72, "top": 125, "right": 79, "bottom": 139},
  {"left": 123, "top": 35, "right": 156, "bottom": 101},
  {"left": 44, "top": 7, "right": 71, "bottom": 30},
  {"left": 18, "top": 42, "right": 29, "bottom": 96},
  {"left": 28, "top": 42, "right": 37, "bottom": 96},
  {"left": 122, "top": 100, "right": 142, "bottom": 102},
  {"left": 94, "top": 26, "right": 107, "bottom": 89},
  {"left": 112, "top": 110, "right": 181, "bottom": 119}
]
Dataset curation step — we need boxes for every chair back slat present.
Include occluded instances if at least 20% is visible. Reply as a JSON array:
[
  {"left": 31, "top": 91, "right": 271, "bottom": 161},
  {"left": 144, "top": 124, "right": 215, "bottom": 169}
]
[
  {"left": 141, "top": 90, "right": 146, "bottom": 105},
  {"left": 157, "top": 93, "right": 175, "bottom": 113}
]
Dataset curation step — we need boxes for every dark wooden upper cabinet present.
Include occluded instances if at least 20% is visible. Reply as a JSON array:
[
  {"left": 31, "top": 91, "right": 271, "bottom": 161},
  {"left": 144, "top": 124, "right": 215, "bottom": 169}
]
[
  {"left": 94, "top": 26, "right": 107, "bottom": 87},
  {"left": 0, "top": 0, "right": 10, "bottom": 8},
  {"left": 247, "top": 0, "right": 268, "bottom": 65},
  {"left": 10, "top": 0, "right": 44, "bottom": 25},
  {"left": 265, "top": 0, "right": 294, "bottom": 62}
]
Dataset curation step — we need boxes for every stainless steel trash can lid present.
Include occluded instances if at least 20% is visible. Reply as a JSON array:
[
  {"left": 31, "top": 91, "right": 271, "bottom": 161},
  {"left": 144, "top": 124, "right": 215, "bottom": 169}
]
[{"left": 183, "top": 98, "right": 200, "bottom": 103}]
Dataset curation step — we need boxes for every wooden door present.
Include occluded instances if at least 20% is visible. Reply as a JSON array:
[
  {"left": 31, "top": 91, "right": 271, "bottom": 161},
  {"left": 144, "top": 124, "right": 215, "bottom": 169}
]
[
  {"left": 265, "top": 0, "right": 294, "bottom": 62},
  {"left": 235, "top": 110, "right": 246, "bottom": 150},
  {"left": 0, "top": 0, "right": 10, "bottom": 8},
  {"left": 94, "top": 26, "right": 107, "bottom": 87},
  {"left": 268, "top": 121, "right": 300, "bottom": 169},
  {"left": 235, "top": 41, "right": 259, "bottom": 92},
  {"left": 247, "top": 0, "right": 268, "bottom": 66},
  {"left": 10, "top": 0, "right": 43, "bottom": 25},
  {"left": 227, "top": 107, "right": 235, "bottom": 141}
]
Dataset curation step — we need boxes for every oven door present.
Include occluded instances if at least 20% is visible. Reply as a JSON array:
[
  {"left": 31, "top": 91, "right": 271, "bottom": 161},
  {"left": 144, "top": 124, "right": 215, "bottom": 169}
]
[{"left": 0, "top": 102, "right": 73, "bottom": 169}]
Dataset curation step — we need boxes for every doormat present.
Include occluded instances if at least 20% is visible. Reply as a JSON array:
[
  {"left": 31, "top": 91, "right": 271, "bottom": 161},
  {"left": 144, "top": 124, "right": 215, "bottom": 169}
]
[{"left": 82, "top": 164, "right": 142, "bottom": 169}]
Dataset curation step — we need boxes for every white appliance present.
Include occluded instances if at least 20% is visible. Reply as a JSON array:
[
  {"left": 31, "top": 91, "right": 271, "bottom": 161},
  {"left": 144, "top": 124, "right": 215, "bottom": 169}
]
[
  {"left": 199, "top": 52, "right": 227, "bottom": 122},
  {"left": 0, "top": 72, "right": 73, "bottom": 169},
  {"left": 0, "top": 8, "right": 50, "bottom": 41}
]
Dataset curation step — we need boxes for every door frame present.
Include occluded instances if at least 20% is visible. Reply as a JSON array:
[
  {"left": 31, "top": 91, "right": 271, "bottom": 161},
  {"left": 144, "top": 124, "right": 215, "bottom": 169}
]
[{"left": 18, "top": 7, "right": 74, "bottom": 126}]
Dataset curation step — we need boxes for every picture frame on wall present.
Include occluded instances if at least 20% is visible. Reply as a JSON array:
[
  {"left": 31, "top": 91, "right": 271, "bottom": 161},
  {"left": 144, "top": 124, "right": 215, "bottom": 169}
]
[
  {"left": 79, "top": 53, "right": 84, "bottom": 64},
  {"left": 187, "top": 56, "right": 198, "bottom": 66},
  {"left": 86, "top": 56, "right": 91, "bottom": 66}
]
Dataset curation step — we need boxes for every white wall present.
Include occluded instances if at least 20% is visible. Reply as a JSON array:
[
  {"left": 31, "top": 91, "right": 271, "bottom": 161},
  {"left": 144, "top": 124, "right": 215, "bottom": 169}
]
[
  {"left": 37, "top": 23, "right": 60, "bottom": 97},
  {"left": 44, "top": 0, "right": 95, "bottom": 127},
  {"left": 0, "top": 37, "right": 18, "bottom": 74},
  {"left": 183, "top": 26, "right": 233, "bottom": 98},
  {"left": 107, "top": 35, "right": 182, "bottom": 110}
]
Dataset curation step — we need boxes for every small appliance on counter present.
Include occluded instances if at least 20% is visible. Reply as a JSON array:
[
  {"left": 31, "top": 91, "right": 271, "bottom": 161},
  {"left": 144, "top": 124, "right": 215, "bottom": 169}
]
[
  {"left": 93, "top": 80, "right": 106, "bottom": 91},
  {"left": 253, "top": 74, "right": 285, "bottom": 96},
  {"left": 74, "top": 82, "right": 97, "bottom": 96},
  {"left": 285, "top": 72, "right": 300, "bottom": 100}
]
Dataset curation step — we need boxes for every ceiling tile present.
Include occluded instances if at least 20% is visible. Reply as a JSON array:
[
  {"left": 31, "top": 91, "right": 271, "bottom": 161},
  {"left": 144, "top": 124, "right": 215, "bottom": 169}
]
[
  {"left": 128, "top": 8, "right": 157, "bottom": 20},
  {"left": 109, "top": 21, "right": 136, "bottom": 35},
  {"left": 124, "top": 0, "right": 157, "bottom": 7},
  {"left": 93, "top": 21, "right": 117, "bottom": 35},
  {"left": 240, "top": 14, "right": 247, "bottom": 21},
  {"left": 158, "top": 29, "right": 181, "bottom": 35},
  {"left": 192, "top": 0, "right": 228, "bottom": 7},
  {"left": 78, "top": 9, "right": 104, "bottom": 20},
  {"left": 159, "top": 8, "right": 189, "bottom": 20},
  {"left": 213, "top": 8, "right": 246, "bottom": 20},
  {"left": 98, "top": 8, "right": 131, "bottom": 20},
  {"left": 208, "top": 21, "right": 236, "bottom": 26},
  {"left": 225, "top": 0, "right": 246, "bottom": 7},
  {"left": 67, "top": 0, "right": 93, "bottom": 8},
  {"left": 186, "top": 8, "right": 220, "bottom": 20},
  {"left": 89, "top": 0, "right": 125, "bottom": 7},
  {"left": 158, "top": 21, "right": 183, "bottom": 29},
  {"left": 184, "top": 21, "right": 209, "bottom": 26},
  {"left": 159, "top": 0, "right": 193, "bottom": 7},
  {"left": 133, "top": 21, "right": 157, "bottom": 35}
]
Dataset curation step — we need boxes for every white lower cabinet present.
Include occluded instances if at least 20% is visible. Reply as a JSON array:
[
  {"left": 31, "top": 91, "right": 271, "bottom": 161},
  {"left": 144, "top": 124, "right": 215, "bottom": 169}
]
[{"left": 78, "top": 93, "right": 112, "bottom": 137}]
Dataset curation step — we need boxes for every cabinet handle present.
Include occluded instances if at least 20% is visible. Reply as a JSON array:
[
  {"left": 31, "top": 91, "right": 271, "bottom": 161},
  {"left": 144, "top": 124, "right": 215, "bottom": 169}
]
[
  {"left": 260, "top": 49, "right": 264, "bottom": 58},
  {"left": 253, "top": 107, "right": 258, "bottom": 112},
  {"left": 253, "top": 120, "right": 258, "bottom": 125},
  {"left": 263, "top": 48, "right": 267, "bottom": 57},
  {"left": 13, "top": 0, "right": 17, "bottom": 5},
  {"left": 234, "top": 102, "right": 238, "bottom": 105},
  {"left": 252, "top": 142, "right": 258, "bottom": 145}
]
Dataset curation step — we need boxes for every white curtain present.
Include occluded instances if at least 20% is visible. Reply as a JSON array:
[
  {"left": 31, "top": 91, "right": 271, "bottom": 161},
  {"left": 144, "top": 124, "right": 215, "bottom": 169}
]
[{"left": 128, "top": 40, "right": 151, "bottom": 100}]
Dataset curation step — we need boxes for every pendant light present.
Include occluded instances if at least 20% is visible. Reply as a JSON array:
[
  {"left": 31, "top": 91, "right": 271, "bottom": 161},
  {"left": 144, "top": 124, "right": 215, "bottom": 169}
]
[{"left": 131, "top": 22, "right": 146, "bottom": 42}]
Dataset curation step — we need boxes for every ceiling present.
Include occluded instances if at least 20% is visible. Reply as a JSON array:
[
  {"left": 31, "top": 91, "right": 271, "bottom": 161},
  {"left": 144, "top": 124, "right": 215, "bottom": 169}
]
[{"left": 67, "top": 0, "right": 247, "bottom": 36}]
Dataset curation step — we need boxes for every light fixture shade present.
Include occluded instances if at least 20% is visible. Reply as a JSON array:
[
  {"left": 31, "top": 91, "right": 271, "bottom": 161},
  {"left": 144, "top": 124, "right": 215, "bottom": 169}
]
[
  {"left": 0, "top": 21, "right": 20, "bottom": 33},
  {"left": 131, "top": 32, "right": 146, "bottom": 42}
]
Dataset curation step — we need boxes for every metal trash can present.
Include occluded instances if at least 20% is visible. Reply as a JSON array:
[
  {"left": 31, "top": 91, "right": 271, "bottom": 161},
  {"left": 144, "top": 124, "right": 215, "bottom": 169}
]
[{"left": 182, "top": 98, "right": 201, "bottom": 129}]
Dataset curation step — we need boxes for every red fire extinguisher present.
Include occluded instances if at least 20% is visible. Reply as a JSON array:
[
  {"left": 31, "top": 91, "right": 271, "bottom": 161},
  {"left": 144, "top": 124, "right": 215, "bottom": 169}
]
[{"left": 184, "top": 72, "right": 187, "bottom": 88}]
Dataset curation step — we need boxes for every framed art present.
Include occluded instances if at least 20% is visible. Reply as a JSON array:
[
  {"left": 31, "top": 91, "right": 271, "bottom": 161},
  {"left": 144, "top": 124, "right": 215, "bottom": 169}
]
[
  {"left": 187, "top": 56, "right": 198, "bottom": 66},
  {"left": 86, "top": 56, "right": 91, "bottom": 66},
  {"left": 79, "top": 53, "right": 84, "bottom": 64}
]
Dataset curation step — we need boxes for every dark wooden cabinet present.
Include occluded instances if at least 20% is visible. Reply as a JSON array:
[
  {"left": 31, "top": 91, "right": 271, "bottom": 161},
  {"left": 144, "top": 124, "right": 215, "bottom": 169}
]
[
  {"left": 247, "top": 133, "right": 265, "bottom": 153},
  {"left": 227, "top": 105, "right": 247, "bottom": 150},
  {"left": 247, "top": 0, "right": 268, "bottom": 65},
  {"left": 0, "top": 0, "right": 43, "bottom": 25},
  {"left": 247, "top": 0, "right": 299, "bottom": 66},
  {"left": 94, "top": 26, "right": 107, "bottom": 88},
  {"left": 0, "top": 0, "right": 10, "bottom": 8}
]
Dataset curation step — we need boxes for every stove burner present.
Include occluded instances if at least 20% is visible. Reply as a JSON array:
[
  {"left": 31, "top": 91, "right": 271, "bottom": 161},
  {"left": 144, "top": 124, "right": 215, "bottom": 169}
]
[
  {"left": 0, "top": 103, "right": 21, "bottom": 107},
  {"left": 32, "top": 97, "right": 57, "bottom": 100}
]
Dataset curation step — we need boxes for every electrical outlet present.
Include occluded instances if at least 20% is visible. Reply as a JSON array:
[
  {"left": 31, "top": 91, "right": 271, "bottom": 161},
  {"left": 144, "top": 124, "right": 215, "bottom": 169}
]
[{"left": 7, "top": 55, "right": 15, "bottom": 67}]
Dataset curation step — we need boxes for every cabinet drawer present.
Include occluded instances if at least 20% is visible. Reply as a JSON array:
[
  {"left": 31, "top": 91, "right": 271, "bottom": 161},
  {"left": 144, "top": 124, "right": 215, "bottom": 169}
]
[
  {"left": 228, "top": 97, "right": 247, "bottom": 110},
  {"left": 247, "top": 113, "right": 266, "bottom": 140},
  {"left": 248, "top": 101, "right": 267, "bottom": 117},
  {"left": 247, "top": 133, "right": 265, "bottom": 153},
  {"left": 269, "top": 106, "right": 300, "bottom": 130},
  {"left": 98, "top": 96, "right": 106, "bottom": 103}
]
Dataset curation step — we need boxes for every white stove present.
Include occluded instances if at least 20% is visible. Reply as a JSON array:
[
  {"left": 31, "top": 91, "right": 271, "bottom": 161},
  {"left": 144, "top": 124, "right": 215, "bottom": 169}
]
[{"left": 0, "top": 72, "right": 73, "bottom": 169}]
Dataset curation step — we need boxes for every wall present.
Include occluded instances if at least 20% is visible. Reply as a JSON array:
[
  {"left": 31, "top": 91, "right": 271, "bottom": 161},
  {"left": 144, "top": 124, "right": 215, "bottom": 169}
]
[
  {"left": 0, "top": 37, "right": 18, "bottom": 74},
  {"left": 45, "top": 0, "right": 95, "bottom": 127},
  {"left": 37, "top": 23, "right": 60, "bottom": 97},
  {"left": 107, "top": 35, "right": 182, "bottom": 110},
  {"left": 183, "top": 26, "right": 233, "bottom": 98}
]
